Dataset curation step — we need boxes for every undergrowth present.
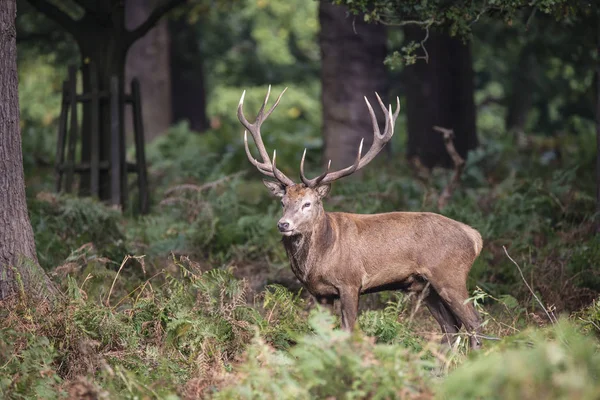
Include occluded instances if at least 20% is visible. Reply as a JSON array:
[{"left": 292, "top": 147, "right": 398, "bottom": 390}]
[{"left": 11, "top": 102, "right": 599, "bottom": 398}]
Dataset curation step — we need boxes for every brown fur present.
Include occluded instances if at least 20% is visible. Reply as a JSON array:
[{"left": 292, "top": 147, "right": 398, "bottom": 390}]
[{"left": 268, "top": 182, "right": 484, "bottom": 348}]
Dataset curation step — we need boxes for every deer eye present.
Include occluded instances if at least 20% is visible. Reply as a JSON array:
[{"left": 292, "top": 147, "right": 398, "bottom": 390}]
[
  {"left": 302, "top": 202, "right": 311, "bottom": 209},
  {"left": 281, "top": 201, "right": 285, "bottom": 208}
]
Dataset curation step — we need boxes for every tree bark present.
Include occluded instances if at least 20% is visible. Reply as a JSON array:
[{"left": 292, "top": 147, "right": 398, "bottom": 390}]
[
  {"left": 126, "top": 0, "right": 172, "bottom": 143},
  {"left": 319, "top": 1, "right": 389, "bottom": 170},
  {"left": 404, "top": 27, "right": 478, "bottom": 169},
  {"left": 0, "top": 0, "right": 56, "bottom": 301},
  {"left": 169, "top": 13, "right": 209, "bottom": 132},
  {"left": 596, "top": 9, "right": 600, "bottom": 233}
]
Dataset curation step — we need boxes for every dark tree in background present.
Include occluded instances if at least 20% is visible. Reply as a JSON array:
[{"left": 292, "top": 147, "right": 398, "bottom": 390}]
[
  {"left": 319, "top": 0, "right": 389, "bottom": 169},
  {"left": 26, "top": 0, "right": 185, "bottom": 200},
  {"left": 126, "top": 0, "right": 172, "bottom": 143},
  {"left": 404, "top": 26, "right": 478, "bottom": 169},
  {"left": 505, "top": 42, "right": 536, "bottom": 136},
  {"left": 169, "top": 11, "right": 209, "bottom": 132},
  {"left": 0, "top": 0, "right": 56, "bottom": 301}
]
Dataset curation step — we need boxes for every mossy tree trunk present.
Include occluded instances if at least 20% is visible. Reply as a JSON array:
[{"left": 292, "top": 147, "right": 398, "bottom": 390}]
[{"left": 0, "top": 0, "right": 57, "bottom": 301}]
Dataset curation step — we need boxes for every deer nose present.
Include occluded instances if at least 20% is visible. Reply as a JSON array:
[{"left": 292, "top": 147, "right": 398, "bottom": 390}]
[{"left": 277, "top": 221, "right": 290, "bottom": 232}]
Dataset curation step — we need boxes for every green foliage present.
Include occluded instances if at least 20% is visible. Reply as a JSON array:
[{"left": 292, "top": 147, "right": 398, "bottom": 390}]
[
  {"left": 13, "top": 1, "right": 600, "bottom": 398},
  {"left": 440, "top": 319, "right": 600, "bottom": 400},
  {"left": 18, "top": 53, "right": 64, "bottom": 177},
  {"left": 28, "top": 193, "right": 127, "bottom": 269},
  {"left": 216, "top": 309, "right": 436, "bottom": 400},
  {"left": 575, "top": 299, "right": 600, "bottom": 337},
  {"left": 201, "top": 0, "right": 319, "bottom": 87},
  {"left": 259, "top": 284, "right": 310, "bottom": 348},
  {"left": 358, "top": 293, "right": 422, "bottom": 350},
  {"left": 335, "top": 0, "right": 593, "bottom": 34},
  {"left": 0, "top": 330, "right": 62, "bottom": 399}
]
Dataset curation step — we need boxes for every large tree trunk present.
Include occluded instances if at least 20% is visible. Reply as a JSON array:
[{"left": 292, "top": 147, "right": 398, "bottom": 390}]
[
  {"left": 169, "top": 14, "right": 209, "bottom": 132},
  {"left": 126, "top": 0, "right": 172, "bottom": 143},
  {"left": 404, "top": 27, "right": 478, "bottom": 169},
  {"left": 319, "top": 1, "right": 389, "bottom": 170},
  {"left": 0, "top": 0, "right": 56, "bottom": 301}
]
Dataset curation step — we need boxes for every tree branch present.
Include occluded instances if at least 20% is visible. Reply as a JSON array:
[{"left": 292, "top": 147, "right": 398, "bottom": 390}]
[
  {"left": 433, "top": 126, "right": 465, "bottom": 209},
  {"left": 127, "top": 0, "right": 187, "bottom": 45},
  {"left": 26, "top": 0, "right": 79, "bottom": 34},
  {"left": 383, "top": 18, "right": 437, "bottom": 64}
]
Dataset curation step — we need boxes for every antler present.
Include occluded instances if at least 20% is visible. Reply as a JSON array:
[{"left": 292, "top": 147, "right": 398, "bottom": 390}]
[
  {"left": 238, "top": 86, "right": 295, "bottom": 187},
  {"left": 300, "top": 93, "right": 400, "bottom": 187}
]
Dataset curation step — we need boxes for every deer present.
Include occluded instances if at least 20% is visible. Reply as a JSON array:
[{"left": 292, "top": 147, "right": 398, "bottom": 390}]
[{"left": 237, "top": 87, "right": 484, "bottom": 349}]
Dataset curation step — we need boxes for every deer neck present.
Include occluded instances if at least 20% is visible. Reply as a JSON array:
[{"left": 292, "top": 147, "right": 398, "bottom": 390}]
[{"left": 282, "top": 212, "right": 333, "bottom": 282}]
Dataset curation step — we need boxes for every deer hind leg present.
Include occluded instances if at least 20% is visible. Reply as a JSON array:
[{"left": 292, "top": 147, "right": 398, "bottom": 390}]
[
  {"left": 425, "top": 288, "right": 461, "bottom": 347},
  {"left": 433, "top": 284, "right": 482, "bottom": 349}
]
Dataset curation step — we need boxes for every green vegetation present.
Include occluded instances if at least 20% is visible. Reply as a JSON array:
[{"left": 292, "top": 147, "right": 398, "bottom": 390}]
[
  {"left": 5, "top": 0, "right": 599, "bottom": 398},
  {"left": 3, "top": 117, "right": 597, "bottom": 398}
]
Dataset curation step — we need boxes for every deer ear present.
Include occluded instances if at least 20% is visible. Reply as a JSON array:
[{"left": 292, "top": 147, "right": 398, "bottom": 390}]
[
  {"left": 316, "top": 184, "right": 331, "bottom": 199},
  {"left": 263, "top": 180, "right": 286, "bottom": 198}
]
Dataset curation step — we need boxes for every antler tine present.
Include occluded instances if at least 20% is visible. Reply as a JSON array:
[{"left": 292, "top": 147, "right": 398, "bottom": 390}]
[
  {"left": 301, "top": 139, "right": 363, "bottom": 187},
  {"left": 255, "top": 84, "right": 272, "bottom": 122},
  {"left": 354, "top": 94, "right": 400, "bottom": 170},
  {"left": 243, "top": 131, "right": 275, "bottom": 177},
  {"left": 316, "top": 139, "right": 363, "bottom": 185},
  {"left": 238, "top": 88, "right": 295, "bottom": 186},
  {"left": 365, "top": 96, "right": 381, "bottom": 138},
  {"left": 301, "top": 93, "right": 399, "bottom": 187},
  {"left": 264, "top": 87, "right": 288, "bottom": 120},
  {"left": 374, "top": 92, "right": 400, "bottom": 140},
  {"left": 300, "top": 149, "right": 332, "bottom": 187}
]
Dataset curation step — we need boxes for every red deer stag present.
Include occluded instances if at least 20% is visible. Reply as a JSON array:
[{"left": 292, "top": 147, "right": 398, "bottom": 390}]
[{"left": 237, "top": 87, "right": 483, "bottom": 348}]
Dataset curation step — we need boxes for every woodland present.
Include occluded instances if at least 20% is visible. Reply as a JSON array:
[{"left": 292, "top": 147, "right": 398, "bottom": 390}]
[{"left": 1, "top": 0, "right": 599, "bottom": 399}]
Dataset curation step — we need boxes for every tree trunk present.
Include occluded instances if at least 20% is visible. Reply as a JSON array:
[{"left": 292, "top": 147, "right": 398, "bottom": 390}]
[
  {"left": 319, "top": 1, "right": 389, "bottom": 170},
  {"left": 596, "top": 9, "right": 600, "bottom": 233},
  {"left": 78, "top": 36, "right": 128, "bottom": 201},
  {"left": 169, "top": 14, "right": 209, "bottom": 132},
  {"left": 506, "top": 44, "right": 536, "bottom": 135},
  {"left": 0, "top": 0, "right": 56, "bottom": 301},
  {"left": 76, "top": 5, "right": 129, "bottom": 202},
  {"left": 126, "top": 0, "right": 172, "bottom": 143},
  {"left": 404, "top": 27, "right": 478, "bottom": 169}
]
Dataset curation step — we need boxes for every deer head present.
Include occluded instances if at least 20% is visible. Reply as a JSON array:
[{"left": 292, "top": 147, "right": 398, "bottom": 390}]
[{"left": 237, "top": 86, "right": 400, "bottom": 236}]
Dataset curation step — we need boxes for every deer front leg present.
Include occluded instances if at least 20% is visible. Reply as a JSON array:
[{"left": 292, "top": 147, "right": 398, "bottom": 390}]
[{"left": 338, "top": 287, "right": 359, "bottom": 331}]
